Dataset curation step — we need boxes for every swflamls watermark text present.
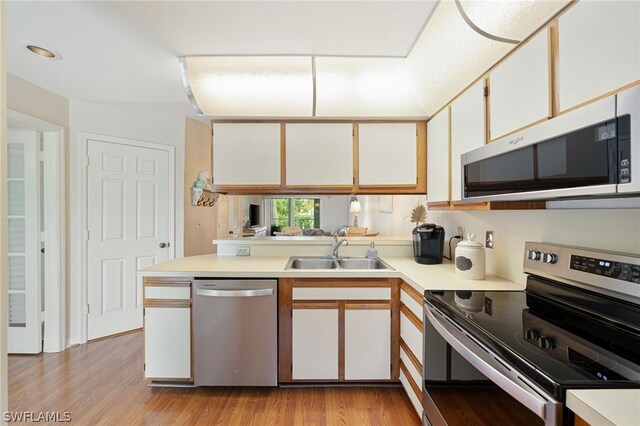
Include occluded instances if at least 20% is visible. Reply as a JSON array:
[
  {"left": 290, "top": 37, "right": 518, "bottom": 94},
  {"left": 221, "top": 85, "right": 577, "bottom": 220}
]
[{"left": 3, "top": 411, "right": 71, "bottom": 422}]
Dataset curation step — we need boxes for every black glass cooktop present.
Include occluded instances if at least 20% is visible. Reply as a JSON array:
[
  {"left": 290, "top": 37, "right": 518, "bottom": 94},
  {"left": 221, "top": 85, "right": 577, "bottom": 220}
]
[{"left": 425, "top": 276, "right": 640, "bottom": 400}]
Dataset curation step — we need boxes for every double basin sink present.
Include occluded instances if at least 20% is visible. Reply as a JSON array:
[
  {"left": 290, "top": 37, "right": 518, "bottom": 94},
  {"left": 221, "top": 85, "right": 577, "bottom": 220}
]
[{"left": 285, "top": 256, "right": 393, "bottom": 270}]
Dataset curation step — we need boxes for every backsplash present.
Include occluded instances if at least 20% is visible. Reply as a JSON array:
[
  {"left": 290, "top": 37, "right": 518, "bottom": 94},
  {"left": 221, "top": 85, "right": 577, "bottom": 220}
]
[{"left": 429, "top": 209, "right": 640, "bottom": 284}]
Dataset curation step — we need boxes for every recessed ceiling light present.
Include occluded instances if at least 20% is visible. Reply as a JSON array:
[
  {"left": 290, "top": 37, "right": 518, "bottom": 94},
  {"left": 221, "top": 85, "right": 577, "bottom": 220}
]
[{"left": 20, "top": 41, "right": 62, "bottom": 60}]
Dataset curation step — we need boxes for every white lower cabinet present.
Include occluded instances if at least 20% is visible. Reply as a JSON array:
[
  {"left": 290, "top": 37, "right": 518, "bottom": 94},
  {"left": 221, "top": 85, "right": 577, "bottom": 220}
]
[
  {"left": 283, "top": 279, "right": 395, "bottom": 383},
  {"left": 144, "top": 306, "right": 191, "bottom": 380},
  {"left": 400, "top": 283, "right": 424, "bottom": 419},
  {"left": 292, "top": 308, "right": 339, "bottom": 380},
  {"left": 400, "top": 368, "right": 423, "bottom": 417},
  {"left": 345, "top": 308, "right": 391, "bottom": 380}
]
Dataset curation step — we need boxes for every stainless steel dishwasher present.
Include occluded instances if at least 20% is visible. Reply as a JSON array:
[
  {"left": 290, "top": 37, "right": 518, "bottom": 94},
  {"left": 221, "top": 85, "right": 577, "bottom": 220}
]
[{"left": 194, "top": 279, "right": 277, "bottom": 386}]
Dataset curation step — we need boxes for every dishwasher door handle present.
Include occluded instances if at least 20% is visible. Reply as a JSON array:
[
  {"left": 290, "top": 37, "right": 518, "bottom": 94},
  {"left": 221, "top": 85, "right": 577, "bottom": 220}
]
[{"left": 196, "top": 288, "right": 274, "bottom": 298}]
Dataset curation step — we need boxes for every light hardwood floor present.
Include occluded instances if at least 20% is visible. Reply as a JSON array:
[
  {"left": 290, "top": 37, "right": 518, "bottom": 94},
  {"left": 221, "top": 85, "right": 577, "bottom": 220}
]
[{"left": 8, "top": 331, "right": 420, "bottom": 425}]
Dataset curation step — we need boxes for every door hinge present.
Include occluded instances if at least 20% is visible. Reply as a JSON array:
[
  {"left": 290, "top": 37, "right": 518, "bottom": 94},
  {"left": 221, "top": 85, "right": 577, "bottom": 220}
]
[
  {"left": 143, "top": 308, "right": 145, "bottom": 316},
  {"left": 40, "top": 151, "right": 45, "bottom": 162},
  {"left": 353, "top": 177, "right": 355, "bottom": 184},
  {"left": 144, "top": 363, "right": 146, "bottom": 371},
  {"left": 85, "top": 230, "right": 90, "bottom": 241},
  {"left": 484, "top": 86, "right": 489, "bottom": 97},
  {"left": 352, "top": 129, "right": 355, "bottom": 136},
  {"left": 84, "top": 304, "right": 90, "bottom": 315},
  {"left": 291, "top": 363, "right": 293, "bottom": 373}
]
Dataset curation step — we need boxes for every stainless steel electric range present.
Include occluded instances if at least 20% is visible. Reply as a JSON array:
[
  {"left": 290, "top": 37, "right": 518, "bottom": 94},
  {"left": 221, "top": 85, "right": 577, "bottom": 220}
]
[{"left": 423, "top": 242, "right": 640, "bottom": 426}]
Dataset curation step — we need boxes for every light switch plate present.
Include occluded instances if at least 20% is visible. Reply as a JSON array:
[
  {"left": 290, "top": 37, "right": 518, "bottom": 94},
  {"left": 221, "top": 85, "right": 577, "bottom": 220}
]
[
  {"left": 235, "top": 246, "right": 251, "bottom": 256},
  {"left": 485, "top": 231, "right": 494, "bottom": 249}
]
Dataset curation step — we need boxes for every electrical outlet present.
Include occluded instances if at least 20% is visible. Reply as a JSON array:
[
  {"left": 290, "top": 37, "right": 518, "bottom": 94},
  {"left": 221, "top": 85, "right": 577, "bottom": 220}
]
[
  {"left": 485, "top": 231, "right": 494, "bottom": 249},
  {"left": 457, "top": 226, "right": 464, "bottom": 238},
  {"left": 235, "top": 246, "right": 251, "bottom": 256}
]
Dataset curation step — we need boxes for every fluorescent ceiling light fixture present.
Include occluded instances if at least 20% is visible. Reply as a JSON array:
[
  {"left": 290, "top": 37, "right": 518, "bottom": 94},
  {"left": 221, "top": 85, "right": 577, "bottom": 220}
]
[
  {"left": 315, "top": 57, "right": 425, "bottom": 117},
  {"left": 181, "top": 56, "right": 313, "bottom": 116},
  {"left": 20, "top": 41, "right": 62, "bottom": 60}
]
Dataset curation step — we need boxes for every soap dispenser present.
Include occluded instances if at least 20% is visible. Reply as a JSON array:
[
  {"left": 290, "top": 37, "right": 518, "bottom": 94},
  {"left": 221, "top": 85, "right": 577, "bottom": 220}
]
[{"left": 366, "top": 242, "right": 378, "bottom": 259}]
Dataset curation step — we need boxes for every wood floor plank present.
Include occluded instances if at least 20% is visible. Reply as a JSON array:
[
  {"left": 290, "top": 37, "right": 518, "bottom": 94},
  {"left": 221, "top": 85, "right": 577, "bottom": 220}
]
[{"left": 9, "top": 331, "right": 420, "bottom": 425}]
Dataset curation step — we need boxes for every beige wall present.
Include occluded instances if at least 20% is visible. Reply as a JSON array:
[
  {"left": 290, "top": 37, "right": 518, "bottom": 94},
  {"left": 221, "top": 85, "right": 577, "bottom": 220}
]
[
  {"left": 430, "top": 209, "right": 640, "bottom": 285},
  {"left": 7, "top": 74, "right": 69, "bottom": 127},
  {"left": 184, "top": 117, "right": 217, "bottom": 256}
]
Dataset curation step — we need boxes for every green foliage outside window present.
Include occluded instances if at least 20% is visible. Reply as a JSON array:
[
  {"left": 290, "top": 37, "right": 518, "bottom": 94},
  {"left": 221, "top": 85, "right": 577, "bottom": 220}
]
[{"left": 270, "top": 198, "right": 320, "bottom": 229}]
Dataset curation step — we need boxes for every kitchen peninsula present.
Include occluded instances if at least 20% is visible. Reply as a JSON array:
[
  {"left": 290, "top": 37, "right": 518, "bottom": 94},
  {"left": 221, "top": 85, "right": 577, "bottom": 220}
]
[{"left": 139, "top": 235, "right": 524, "bottom": 418}]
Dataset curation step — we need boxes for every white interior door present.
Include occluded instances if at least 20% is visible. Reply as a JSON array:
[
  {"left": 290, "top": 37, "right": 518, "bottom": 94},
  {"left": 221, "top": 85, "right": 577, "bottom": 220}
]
[
  {"left": 87, "top": 138, "right": 171, "bottom": 340},
  {"left": 7, "top": 130, "right": 42, "bottom": 354}
]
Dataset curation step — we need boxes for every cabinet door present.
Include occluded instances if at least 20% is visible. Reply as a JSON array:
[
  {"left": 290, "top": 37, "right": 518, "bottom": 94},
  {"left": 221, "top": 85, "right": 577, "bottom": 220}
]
[
  {"left": 489, "top": 29, "right": 550, "bottom": 140},
  {"left": 144, "top": 306, "right": 191, "bottom": 379},
  {"left": 285, "top": 123, "right": 353, "bottom": 187},
  {"left": 213, "top": 123, "right": 281, "bottom": 186},
  {"left": 292, "top": 308, "right": 339, "bottom": 380},
  {"left": 558, "top": 1, "right": 640, "bottom": 112},
  {"left": 451, "top": 81, "right": 486, "bottom": 202},
  {"left": 358, "top": 123, "right": 417, "bottom": 186},
  {"left": 427, "top": 109, "right": 450, "bottom": 203},
  {"left": 344, "top": 307, "right": 391, "bottom": 380}
]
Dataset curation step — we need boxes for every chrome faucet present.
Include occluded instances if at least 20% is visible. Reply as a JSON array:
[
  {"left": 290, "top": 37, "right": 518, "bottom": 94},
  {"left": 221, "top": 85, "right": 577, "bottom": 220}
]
[{"left": 332, "top": 231, "right": 348, "bottom": 259}]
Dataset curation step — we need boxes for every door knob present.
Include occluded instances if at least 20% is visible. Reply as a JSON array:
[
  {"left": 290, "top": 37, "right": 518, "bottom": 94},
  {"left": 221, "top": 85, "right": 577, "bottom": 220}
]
[{"left": 159, "top": 242, "right": 169, "bottom": 248}]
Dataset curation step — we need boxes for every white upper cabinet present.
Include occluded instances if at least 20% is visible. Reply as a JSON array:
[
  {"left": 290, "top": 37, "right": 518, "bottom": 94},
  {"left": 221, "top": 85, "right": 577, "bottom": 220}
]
[
  {"left": 285, "top": 123, "right": 353, "bottom": 187},
  {"left": 450, "top": 81, "right": 486, "bottom": 202},
  {"left": 358, "top": 123, "right": 417, "bottom": 186},
  {"left": 489, "top": 29, "right": 550, "bottom": 140},
  {"left": 213, "top": 123, "right": 281, "bottom": 186},
  {"left": 558, "top": 1, "right": 640, "bottom": 112},
  {"left": 427, "top": 109, "right": 450, "bottom": 203}
]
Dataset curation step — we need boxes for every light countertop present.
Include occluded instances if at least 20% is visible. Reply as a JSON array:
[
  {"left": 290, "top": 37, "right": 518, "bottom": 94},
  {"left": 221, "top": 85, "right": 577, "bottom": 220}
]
[
  {"left": 139, "top": 255, "right": 525, "bottom": 292},
  {"left": 567, "top": 389, "right": 640, "bottom": 426}
]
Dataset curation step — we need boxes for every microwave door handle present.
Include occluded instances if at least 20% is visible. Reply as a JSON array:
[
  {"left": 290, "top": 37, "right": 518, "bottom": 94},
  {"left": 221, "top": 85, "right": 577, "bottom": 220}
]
[{"left": 425, "top": 308, "right": 561, "bottom": 426}]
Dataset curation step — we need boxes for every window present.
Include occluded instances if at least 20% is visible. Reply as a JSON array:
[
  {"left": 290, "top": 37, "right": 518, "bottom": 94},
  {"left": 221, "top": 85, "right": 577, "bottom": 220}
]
[{"left": 268, "top": 198, "right": 320, "bottom": 230}]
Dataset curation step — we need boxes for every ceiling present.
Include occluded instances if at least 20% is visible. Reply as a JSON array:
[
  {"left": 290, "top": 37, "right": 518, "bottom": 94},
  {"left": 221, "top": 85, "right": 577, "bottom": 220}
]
[
  {"left": 6, "top": 1, "right": 569, "bottom": 119},
  {"left": 6, "top": 1, "right": 438, "bottom": 118}
]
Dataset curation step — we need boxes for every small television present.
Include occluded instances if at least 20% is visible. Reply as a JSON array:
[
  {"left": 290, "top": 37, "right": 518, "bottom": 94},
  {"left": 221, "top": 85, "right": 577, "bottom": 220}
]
[{"left": 249, "top": 204, "right": 261, "bottom": 226}]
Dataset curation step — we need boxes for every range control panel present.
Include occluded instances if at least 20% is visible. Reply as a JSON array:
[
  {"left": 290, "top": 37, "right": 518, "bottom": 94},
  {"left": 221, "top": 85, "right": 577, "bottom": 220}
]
[
  {"left": 524, "top": 242, "right": 640, "bottom": 302},
  {"left": 571, "top": 255, "right": 640, "bottom": 284}
]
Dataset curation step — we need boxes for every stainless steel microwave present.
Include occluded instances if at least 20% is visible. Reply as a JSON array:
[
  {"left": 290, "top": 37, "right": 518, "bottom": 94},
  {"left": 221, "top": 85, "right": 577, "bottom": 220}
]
[{"left": 461, "top": 85, "right": 640, "bottom": 202}]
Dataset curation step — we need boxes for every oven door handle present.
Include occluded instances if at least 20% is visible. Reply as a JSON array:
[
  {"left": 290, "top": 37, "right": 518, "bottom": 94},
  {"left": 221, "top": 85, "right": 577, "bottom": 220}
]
[{"left": 425, "top": 305, "right": 561, "bottom": 425}]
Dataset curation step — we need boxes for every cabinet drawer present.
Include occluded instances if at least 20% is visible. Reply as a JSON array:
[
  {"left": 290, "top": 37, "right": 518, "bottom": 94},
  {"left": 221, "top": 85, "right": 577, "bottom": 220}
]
[
  {"left": 401, "top": 347, "right": 422, "bottom": 390},
  {"left": 292, "top": 287, "right": 390, "bottom": 301},
  {"left": 145, "top": 286, "right": 191, "bottom": 300},
  {"left": 400, "top": 369, "right": 423, "bottom": 418},
  {"left": 400, "top": 289, "right": 422, "bottom": 319},
  {"left": 401, "top": 312, "right": 423, "bottom": 362}
]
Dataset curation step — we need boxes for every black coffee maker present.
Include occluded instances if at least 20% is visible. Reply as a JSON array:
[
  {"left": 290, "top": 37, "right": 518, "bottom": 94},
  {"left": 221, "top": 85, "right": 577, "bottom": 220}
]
[{"left": 412, "top": 223, "right": 445, "bottom": 264}]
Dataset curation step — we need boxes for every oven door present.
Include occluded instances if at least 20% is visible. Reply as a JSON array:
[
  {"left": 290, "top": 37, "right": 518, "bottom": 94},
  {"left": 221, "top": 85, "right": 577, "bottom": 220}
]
[{"left": 423, "top": 301, "right": 562, "bottom": 426}]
